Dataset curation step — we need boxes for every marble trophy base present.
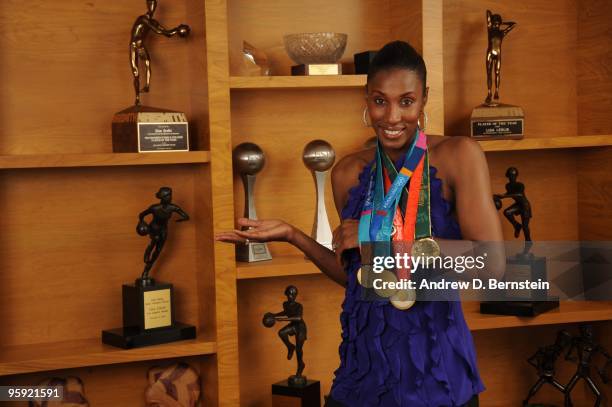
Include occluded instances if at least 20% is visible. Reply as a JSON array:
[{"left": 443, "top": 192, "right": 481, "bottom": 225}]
[
  {"left": 272, "top": 379, "right": 320, "bottom": 407},
  {"left": 102, "top": 322, "right": 196, "bottom": 349},
  {"left": 112, "top": 105, "right": 189, "bottom": 153},
  {"left": 480, "top": 299, "right": 559, "bottom": 317},
  {"left": 471, "top": 103, "right": 524, "bottom": 139},
  {"left": 291, "top": 64, "right": 341, "bottom": 76}
]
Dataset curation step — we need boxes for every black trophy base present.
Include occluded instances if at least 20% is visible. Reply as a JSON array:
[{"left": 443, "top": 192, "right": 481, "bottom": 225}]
[
  {"left": 480, "top": 299, "right": 560, "bottom": 317},
  {"left": 272, "top": 379, "right": 320, "bottom": 407},
  {"left": 101, "top": 322, "right": 196, "bottom": 349}
]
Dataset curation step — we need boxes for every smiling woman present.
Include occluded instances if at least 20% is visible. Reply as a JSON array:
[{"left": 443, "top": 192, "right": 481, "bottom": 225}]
[{"left": 216, "top": 40, "right": 503, "bottom": 407}]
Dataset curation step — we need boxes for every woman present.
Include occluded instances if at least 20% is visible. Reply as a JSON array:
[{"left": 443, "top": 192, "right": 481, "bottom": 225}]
[{"left": 216, "top": 41, "right": 503, "bottom": 407}]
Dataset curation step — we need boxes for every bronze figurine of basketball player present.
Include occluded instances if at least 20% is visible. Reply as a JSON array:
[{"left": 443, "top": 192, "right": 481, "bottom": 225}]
[
  {"left": 130, "top": 0, "right": 190, "bottom": 106},
  {"left": 485, "top": 10, "right": 516, "bottom": 105},
  {"left": 137, "top": 187, "right": 189, "bottom": 286},
  {"left": 564, "top": 325, "right": 612, "bottom": 407},
  {"left": 262, "top": 285, "right": 308, "bottom": 386},
  {"left": 494, "top": 167, "right": 532, "bottom": 242},
  {"left": 523, "top": 330, "right": 572, "bottom": 406}
]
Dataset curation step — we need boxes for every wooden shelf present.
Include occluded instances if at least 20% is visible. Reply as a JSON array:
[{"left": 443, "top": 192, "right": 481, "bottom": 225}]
[
  {"left": 0, "top": 151, "right": 210, "bottom": 170},
  {"left": 236, "top": 255, "right": 322, "bottom": 279},
  {"left": 229, "top": 75, "right": 366, "bottom": 90},
  {"left": 464, "top": 301, "right": 612, "bottom": 331},
  {"left": 479, "top": 135, "right": 612, "bottom": 152},
  {"left": 237, "top": 256, "right": 612, "bottom": 330},
  {"left": 0, "top": 337, "right": 217, "bottom": 376}
]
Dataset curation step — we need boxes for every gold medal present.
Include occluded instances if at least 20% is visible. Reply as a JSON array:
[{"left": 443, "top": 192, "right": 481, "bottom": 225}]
[
  {"left": 356, "top": 265, "right": 374, "bottom": 288},
  {"left": 411, "top": 237, "right": 440, "bottom": 266},
  {"left": 390, "top": 287, "right": 416, "bottom": 310},
  {"left": 373, "top": 270, "right": 398, "bottom": 298}
]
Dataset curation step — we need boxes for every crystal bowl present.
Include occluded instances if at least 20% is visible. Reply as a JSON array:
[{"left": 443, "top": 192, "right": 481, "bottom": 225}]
[{"left": 283, "top": 32, "right": 348, "bottom": 65}]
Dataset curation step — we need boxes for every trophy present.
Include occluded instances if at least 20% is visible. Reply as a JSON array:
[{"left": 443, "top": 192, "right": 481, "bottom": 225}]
[
  {"left": 263, "top": 286, "right": 321, "bottom": 407},
  {"left": 102, "top": 187, "right": 196, "bottom": 349},
  {"left": 112, "top": 0, "right": 191, "bottom": 153},
  {"left": 480, "top": 167, "right": 559, "bottom": 316},
  {"left": 470, "top": 10, "right": 524, "bottom": 139},
  {"left": 303, "top": 140, "right": 335, "bottom": 251},
  {"left": 233, "top": 143, "right": 272, "bottom": 262}
]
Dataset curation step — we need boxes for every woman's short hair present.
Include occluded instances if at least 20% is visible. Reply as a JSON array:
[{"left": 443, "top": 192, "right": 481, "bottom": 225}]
[{"left": 367, "top": 41, "right": 427, "bottom": 91}]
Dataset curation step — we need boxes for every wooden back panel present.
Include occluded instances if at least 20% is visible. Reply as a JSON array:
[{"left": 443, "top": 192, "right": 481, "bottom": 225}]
[
  {"left": 442, "top": 0, "right": 578, "bottom": 138},
  {"left": 0, "top": 0, "right": 200, "bottom": 154}
]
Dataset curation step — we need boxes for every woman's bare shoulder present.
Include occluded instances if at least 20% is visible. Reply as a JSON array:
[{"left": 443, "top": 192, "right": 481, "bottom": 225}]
[{"left": 331, "top": 148, "right": 374, "bottom": 214}]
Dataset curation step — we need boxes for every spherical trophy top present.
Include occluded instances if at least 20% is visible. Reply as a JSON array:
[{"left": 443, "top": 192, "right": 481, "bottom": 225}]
[
  {"left": 233, "top": 142, "right": 265, "bottom": 175},
  {"left": 302, "top": 140, "right": 335, "bottom": 172}
]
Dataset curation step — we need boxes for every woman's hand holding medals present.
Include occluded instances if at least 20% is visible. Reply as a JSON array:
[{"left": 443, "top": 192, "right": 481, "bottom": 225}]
[{"left": 331, "top": 219, "right": 360, "bottom": 263}]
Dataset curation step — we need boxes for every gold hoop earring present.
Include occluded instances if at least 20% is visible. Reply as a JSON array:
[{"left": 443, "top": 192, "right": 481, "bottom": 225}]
[
  {"left": 362, "top": 106, "right": 371, "bottom": 127},
  {"left": 418, "top": 111, "right": 429, "bottom": 131}
]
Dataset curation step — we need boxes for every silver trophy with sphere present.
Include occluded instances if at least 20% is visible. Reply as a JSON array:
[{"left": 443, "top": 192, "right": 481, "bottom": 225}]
[
  {"left": 302, "top": 140, "right": 336, "bottom": 250},
  {"left": 233, "top": 142, "right": 272, "bottom": 262}
]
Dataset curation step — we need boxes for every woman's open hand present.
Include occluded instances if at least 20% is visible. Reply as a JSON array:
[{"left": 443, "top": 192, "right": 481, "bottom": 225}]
[{"left": 215, "top": 218, "right": 296, "bottom": 244}]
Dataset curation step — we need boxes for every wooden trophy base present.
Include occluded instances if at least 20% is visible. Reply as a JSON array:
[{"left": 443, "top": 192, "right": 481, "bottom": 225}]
[
  {"left": 272, "top": 379, "right": 321, "bottom": 407},
  {"left": 471, "top": 103, "right": 524, "bottom": 140},
  {"left": 291, "top": 64, "right": 342, "bottom": 76},
  {"left": 112, "top": 105, "right": 189, "bottom": 153}
]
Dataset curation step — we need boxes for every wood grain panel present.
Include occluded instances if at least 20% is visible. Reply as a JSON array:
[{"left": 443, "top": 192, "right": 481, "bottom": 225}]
[
  {"left": 0, "top": 0, "right": 197, "bottom": 154},
  {"left": 237, "top": 274, "right": 344, "bottom": 407},
  {"left": 204, "top": 0, "right": 241, "bottom": 404},
  {"left": 486, "top": 150, "right": 579, "bottom": 240},
  {"left": 443, "top": 0, "right": 578, "bottom": 138},
  {"left": 577, "top": 147, "right": 612, "bottom": 240},
  {"left": 231, "top": 88, "right": 371, "bottom": 258},
  {"left": 0, "top": 166, "right": 200, "bottom": 347},
  {"left": 0, "top": 356, "right": 208, "bottom": 407},
  {"left": 577, "top": 0, "right": 612, "bottom": 135},
  {"left": 227, "top": 0, "right": 392, "bottom": 76}
]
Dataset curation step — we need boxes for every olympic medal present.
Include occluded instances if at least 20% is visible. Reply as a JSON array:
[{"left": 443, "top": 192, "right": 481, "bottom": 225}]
[
  {"left": 390, "top": 287, "right": 416, "bottom": 310},
  {"left": 373, "top": 270, "right": 398, "bottom": 298},
  {"left": 356, "top": 265, "right": 374, "bottom": 288},
  {"left": 411, "top": 237, "right": 440, "bottom": 267}
]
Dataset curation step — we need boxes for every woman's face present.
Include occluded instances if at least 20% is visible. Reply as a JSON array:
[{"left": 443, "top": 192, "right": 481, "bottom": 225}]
[{"left": 366, "top": 68, "right": 427, "bottom": 156}]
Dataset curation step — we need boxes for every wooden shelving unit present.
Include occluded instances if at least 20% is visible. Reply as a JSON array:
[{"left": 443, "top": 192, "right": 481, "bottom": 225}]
[
  {"left": 1, "top": 0, "right": 610, "bottom": 406},
  {"left": 229, "top": 75, "right": 366, "bottom": 89},
  {"left": 0, "top": 337, "right": 216, "bottom": 376},
  {"left": 479, "top": 135, "right": 612, "bottom": 152},
  {"left": 0, "top": 151, "right": 210, "bottom": 169}
]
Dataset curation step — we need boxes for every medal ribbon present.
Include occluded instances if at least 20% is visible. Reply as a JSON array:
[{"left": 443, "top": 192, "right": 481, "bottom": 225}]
[{"left": 358, "top": 129, "right": 427, "bottom": 245}]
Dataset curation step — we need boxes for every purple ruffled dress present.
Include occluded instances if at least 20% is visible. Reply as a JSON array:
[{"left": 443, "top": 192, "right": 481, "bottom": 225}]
[{"left": 329, "top": 160, "right": 485, "bottom": 407}]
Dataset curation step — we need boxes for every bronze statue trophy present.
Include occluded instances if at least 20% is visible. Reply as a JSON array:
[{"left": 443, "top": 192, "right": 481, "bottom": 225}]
[
  {"left": 563, "top": 325, "right": 612, "bottom": 407},
  {"left": 480, "top": 167, "right": 559, "bottom": 316},
  {"left": 102, "top": 187, "right": 196, "bottom": 349},
  {"left": 263, "top": 286, "right": 321, "bottom": 407},
  {"left": 112, "top": 0, "right": 191, "bottom": 153},
  {"left": 523, "top": 330, "right": 572, "bottom": 406},
  {"left": 471, "top": 10, "right": 524, "bottom": 139}
]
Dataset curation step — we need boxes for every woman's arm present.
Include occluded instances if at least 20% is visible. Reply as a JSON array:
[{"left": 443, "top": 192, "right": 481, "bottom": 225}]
[{"left": 449, "top": 137, "right": 505, "bottom": 279}]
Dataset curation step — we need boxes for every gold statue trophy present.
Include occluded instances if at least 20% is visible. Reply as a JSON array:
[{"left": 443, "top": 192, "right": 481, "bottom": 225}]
[
  {"left": 471, "top": 10, "right": 524, "bottom": 140},
  {"left": 112, "top": 0, "right": 191, "bottom": 153}
]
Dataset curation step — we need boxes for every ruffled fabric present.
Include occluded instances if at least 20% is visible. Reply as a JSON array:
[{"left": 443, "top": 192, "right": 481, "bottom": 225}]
[{"left": 330, "top": 160, "right": 485, "bottom": 407}]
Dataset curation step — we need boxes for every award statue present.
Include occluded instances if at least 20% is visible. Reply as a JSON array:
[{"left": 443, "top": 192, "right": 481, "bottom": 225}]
[
  {"left": 263, "top": 286, "right": 320, "bottom": 407},
  {"left": 303, "top": 140, "right": 335, "bottom": 251},
  {"left": 523, "top": 330, "right": 572, "bottom": 405},
  {"left": 112, "top": 0, "right": 191, "bottom": 153},
  {"left": 471, "top": 10, "right": 524, "bottom": 139},
  {"left": 233, "top": 142, "right": 272, "bottom": 262},
  {"left": 102, "top": 187, "right": 196, "bottom": 349},
  {"left": 481, "top": 167, "right": 559, "bottom": 316},
  {"left": 563, "top": 325, "right": 612, "bottom": 406}
]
